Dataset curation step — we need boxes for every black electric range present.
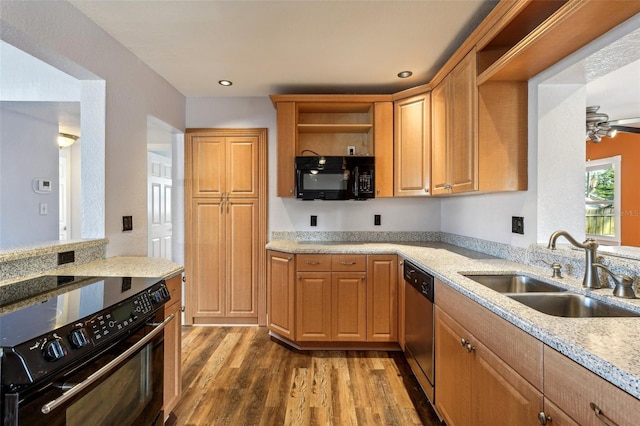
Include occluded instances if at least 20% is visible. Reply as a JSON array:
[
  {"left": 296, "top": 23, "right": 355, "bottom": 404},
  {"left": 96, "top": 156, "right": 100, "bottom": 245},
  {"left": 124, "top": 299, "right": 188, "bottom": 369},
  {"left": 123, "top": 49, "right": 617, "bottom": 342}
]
[{"left": 0, "top": 275, "right": 170, "bottom": 392}]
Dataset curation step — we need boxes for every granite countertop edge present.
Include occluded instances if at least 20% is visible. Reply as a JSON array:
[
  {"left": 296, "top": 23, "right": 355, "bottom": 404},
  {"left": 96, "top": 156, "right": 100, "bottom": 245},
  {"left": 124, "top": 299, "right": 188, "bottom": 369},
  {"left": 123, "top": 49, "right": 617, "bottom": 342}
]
[
  {"left": 52, "top": 256, "right": 184, "bottom": 279},
  {"left": 266, "top": 240, "right": 640, "bottom": 400}
]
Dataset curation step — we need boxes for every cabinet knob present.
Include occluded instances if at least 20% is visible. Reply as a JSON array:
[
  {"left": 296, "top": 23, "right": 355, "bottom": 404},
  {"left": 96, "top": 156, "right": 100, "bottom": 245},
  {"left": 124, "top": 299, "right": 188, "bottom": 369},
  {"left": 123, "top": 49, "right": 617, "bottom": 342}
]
[
  {"left": 460, "top": 338, "right": 468, "bottom": 347},
  {"left": 465, "top": 343, "right": 475, "bottom": 353},
  {"left": 289, "top": 189, "right": 293, "bottom": 194},
  {"left": 537, "top": 412, "right": 551, "bottom": 425},
  {"left": 424, "top": 188, "right": 429, "bottom": 193}
]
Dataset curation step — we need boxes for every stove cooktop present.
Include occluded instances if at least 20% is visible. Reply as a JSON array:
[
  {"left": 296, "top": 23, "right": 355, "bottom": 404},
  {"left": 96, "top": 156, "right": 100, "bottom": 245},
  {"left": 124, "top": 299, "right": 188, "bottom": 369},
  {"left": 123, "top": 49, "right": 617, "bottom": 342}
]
[{"left": 0, "top": 276, "right": 161, "bottom": 347}]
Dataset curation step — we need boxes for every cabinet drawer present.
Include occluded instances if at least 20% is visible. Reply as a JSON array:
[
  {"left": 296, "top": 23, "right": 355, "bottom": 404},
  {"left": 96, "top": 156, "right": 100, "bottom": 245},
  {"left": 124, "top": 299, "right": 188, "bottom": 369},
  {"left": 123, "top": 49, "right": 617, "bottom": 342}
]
[
  {"left": 544, "top": 346, "right": 640, "bottom": 426},
  {"left": 297, "top": 254, "right": 332, "bottom": 271},
  {"left": 331, "top": 255, "right": 366, "bottom": 272},
  {"left": 165, "top": 275, "right": 182, "bottom": 304}
]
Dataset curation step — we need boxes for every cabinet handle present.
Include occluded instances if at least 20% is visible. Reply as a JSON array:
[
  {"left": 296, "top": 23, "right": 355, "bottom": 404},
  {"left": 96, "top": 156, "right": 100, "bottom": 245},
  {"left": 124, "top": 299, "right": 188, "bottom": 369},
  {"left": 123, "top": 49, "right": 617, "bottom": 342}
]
[
  {"left": 341, "top": 261, "right": 357, "bottom": 265},
  {"left": 289, "top": 189, "right": 293, "bottom": 194},
  {"left": 424, "top": 188, "right": 430, "bottom": 193},
  {"left": 590, "top": 403, "right": 618, "bottom": 426},
  {"left": 287, "top": 256, "right": 292, "bottom": 261},
  {"left": 361, "top": 276, "right": 366, "bottom": 281},
  {"left": 465, "top": 343, "right": 475, "bottom": 353},
  {"left": 306, "top": 261, "right": 321, "bottom": 265},
  {"left": 298, "top": 275, "right": 302, "bottom": 280},
  {"left": 219, "top": 193, "right": 225, "bottom": 213},
  {"left": 460, "top": 338, "right": 468, "bottom": 347},
  {"left": 537, "top": 412, "right": 551, "bottom": 425}
]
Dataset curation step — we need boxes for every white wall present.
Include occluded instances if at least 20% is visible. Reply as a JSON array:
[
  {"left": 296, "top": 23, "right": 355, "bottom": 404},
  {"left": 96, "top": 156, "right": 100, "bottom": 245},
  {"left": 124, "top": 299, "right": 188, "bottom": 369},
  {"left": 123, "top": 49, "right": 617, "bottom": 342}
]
[
  {"left": 0, "top": 108, "right": 60, "bottom": 246},
  {"left": 186, "top": 97, "right": 442, "bottom": 238},
  {"left": 1, "top": 0, "right": 186, "bottom": 256}
]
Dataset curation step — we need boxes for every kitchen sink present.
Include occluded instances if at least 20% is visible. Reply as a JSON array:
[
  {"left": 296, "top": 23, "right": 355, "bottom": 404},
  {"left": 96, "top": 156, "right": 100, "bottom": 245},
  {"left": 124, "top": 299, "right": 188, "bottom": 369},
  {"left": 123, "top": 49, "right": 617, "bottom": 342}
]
[
  {"left": 463, "top": 274, "right": 566, "bottom": 293},
  {"left": 508, "top": 293, "right": 640, "bottom": 318}
]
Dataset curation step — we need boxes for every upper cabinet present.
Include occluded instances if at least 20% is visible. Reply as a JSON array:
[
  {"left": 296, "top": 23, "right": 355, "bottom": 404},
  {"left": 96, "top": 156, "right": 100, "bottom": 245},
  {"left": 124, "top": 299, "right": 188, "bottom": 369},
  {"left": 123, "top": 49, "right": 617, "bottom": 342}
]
[
  {"left": 431, "top": 50, "right": 477, "bottom": 195},
  {"left": 476, "top": 0, "right": 640, "bottom": 85},
  {"left": 393, "top": 93, "right": 431, "bottom": 197},
  {"left": 270, "top": 95, "right": 394, "bottom": 198}
]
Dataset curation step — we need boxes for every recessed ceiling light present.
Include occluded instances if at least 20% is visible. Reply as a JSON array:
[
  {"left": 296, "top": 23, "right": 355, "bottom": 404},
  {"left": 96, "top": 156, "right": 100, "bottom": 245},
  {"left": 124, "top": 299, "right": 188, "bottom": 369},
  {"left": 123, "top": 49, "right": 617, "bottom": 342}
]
[
  {"left": 397, "top": 71, "right": 413, "bottom": 78},
  {"left": 218, "top": 80, "right": 233, "bottom": 86}
]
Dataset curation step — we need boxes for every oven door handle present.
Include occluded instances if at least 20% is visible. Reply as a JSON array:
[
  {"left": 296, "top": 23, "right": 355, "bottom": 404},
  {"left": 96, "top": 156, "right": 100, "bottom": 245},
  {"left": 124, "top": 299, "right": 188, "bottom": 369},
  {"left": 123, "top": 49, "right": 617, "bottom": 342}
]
[{"left": 41, "top": 313, "right": 175, "bottom": 415}]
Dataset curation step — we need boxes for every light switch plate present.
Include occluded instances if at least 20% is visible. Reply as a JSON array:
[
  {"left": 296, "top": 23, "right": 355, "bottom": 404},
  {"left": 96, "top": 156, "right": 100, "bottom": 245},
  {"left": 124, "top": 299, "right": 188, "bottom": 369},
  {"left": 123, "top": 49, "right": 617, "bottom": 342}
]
[{"left": 512, "top": 216, "right": 524, "bottom": 234}]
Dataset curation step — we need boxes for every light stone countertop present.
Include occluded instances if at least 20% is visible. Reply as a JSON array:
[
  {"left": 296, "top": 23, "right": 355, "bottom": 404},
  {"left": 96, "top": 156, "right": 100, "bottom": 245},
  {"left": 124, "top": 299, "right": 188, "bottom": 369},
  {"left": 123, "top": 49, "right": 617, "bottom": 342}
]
[
  {"left": 54, "top": 256, "right": 184, "bottom": 279},
  {"left": 266, "top": 240, "right": 640, "bottom": 400}
]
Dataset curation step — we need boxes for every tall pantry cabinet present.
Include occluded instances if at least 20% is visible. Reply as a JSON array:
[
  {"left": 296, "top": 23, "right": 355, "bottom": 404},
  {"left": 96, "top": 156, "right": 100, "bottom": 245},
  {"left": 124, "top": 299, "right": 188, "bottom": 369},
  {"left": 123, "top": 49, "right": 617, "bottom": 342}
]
[{"left": 184, "top": 128, "right": 268, "bottom": 325}]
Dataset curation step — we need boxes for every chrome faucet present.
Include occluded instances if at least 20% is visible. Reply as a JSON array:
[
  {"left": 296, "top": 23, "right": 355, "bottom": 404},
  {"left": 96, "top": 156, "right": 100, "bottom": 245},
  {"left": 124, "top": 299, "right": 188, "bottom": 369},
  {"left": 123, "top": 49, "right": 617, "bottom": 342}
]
[
  {"left": 593, "top": 263, "right": 637, "bottom": 299},
  {"left": 547, "top": 230, "right": 601, "bottom": 289}
]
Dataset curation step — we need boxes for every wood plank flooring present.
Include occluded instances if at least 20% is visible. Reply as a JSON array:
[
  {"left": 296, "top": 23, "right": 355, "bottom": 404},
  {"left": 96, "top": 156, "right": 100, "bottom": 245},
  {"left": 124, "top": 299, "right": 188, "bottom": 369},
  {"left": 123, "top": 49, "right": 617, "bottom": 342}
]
[{"left": 170, "top": 326, "right": 441, "bottom": 426}]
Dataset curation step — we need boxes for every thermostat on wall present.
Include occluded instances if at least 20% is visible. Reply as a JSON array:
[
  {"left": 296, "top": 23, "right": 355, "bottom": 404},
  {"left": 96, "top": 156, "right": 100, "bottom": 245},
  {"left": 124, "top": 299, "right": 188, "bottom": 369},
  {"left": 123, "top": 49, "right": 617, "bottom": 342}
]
[{"left": 33, "top": 178, "right": 52, "bottom": 194}]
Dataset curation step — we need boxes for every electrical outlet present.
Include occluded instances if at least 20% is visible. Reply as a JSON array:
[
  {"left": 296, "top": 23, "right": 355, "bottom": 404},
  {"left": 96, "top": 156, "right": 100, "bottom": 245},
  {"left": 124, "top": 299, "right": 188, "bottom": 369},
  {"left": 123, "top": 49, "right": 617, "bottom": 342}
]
[
  {"left": 347, "top": 146, "right": 356, "bottom": 155},
  {"left": 512, "top": 216, "right": 524, "bottom": 234},
  {"left": 374, "top": 214, "right": 381, "bottom": 226},
  {"left": 58, "top": 250, "right": 75, "bottom": 265},
  {"left": 310, "top": 215, "right": 317, "bottom": 227},
  {"left": 39, "top": 202, "right": 48, "bottom": 215},
  {"left": 123, "top": 216, "right": 133, "bottom": 231}
]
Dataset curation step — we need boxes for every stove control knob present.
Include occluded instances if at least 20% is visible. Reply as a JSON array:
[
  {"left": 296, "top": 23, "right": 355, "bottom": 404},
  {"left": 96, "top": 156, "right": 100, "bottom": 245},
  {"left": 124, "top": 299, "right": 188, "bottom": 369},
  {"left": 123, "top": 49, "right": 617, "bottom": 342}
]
[
  {"left": 151, "top": 290, "right": 163, "bottom": 304},
  {"left": 43, "top": 339, "right": 66, "bottom": 362},
  {"left": 68, "top": 328, "right": 89, "bottom": 349}
]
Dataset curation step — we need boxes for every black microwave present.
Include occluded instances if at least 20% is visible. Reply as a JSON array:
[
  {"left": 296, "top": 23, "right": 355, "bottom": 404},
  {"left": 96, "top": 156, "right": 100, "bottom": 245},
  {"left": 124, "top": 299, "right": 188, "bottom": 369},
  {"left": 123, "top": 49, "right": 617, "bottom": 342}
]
[{"left": 295, "top": 156, "right": 375, "bottom": 200}]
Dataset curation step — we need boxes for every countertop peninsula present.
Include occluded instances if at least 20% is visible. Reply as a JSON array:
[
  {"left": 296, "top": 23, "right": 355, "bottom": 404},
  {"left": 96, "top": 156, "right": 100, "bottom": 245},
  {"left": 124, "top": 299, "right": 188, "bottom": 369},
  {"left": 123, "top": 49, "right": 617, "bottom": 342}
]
[{"left": 267, "top": 240, "right": 640, "bottom": 400}]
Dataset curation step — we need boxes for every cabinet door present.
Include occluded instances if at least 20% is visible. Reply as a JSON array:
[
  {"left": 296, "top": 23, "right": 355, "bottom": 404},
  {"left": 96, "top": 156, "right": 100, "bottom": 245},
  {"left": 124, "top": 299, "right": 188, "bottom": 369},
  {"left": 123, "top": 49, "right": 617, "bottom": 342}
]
[
  {"left": 225, "top": 199, "right": 258, "bottom": 318},
  {"left": 542, "top": 398, "right": 579, "bottom": 426},
  {"left": 296, "top": 272, "right": 331, "bottom": 341},
  {"left": 331, "top": 272, "right": 367, "bottom": 342},
  {"left": 394, "top": 93, "right": 431, "bottom": 196},
  {"left": 187, "top": 198, "right": 225, "bottom": 321},
  {"left": 449, "top": 50, "right": 477, "bottom": 193},
  {"left": 276, "top": 101, "right": 296, "bottom": 197},
  {"left": 163, "top": 275, "right": 182, "bottom": 418},
  {"left": 472, "top": 339, "right": 543, "bottom": 424},
  {"left": 267, "top": 251, "right": 295, "bottom": 340},
  {"left": 226, "top": 136, "right": 259, "bottom": 197},
  {"left": 435, "top": 306, "right": 472, "bottom": 426},
  {"left": 163, "top": 300, "right": 182, "bottom": 418},
  {"left": 374, "top": 101, "right": 394, "bottom": 197},
  {"left": 367, "top": 255, "right": 397, "bottom": 342},
  {"left": 431, "top": 81, "right": 448, "bottom": 195},
  {"left": 188, "top": 135, "right": 226, "bottom": 198}
]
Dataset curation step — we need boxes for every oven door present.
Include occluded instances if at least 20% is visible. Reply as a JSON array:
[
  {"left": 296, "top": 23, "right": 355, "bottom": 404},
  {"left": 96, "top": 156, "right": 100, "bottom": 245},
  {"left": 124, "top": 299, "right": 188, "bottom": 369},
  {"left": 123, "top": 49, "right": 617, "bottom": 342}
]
[{"left": 4, "top": 311, "right": 173, "bottom": 426}]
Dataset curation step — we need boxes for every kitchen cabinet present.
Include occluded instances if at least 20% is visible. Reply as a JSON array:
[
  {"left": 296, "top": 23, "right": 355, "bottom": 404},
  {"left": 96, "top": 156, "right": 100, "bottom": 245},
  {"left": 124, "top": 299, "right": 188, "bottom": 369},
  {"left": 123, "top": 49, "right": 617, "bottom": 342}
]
[
  {"left": 184, "top": 128, "right": 267, "bottom": 326},
  {"left": 267, "top": 251, "right": 295, "bottom": 340},
  {"left": 367, "top": 255, "right": 398, "bottom": 342},
  {"left": 296, "top": 254, "right": 366, "bottom": 342},
  {"left": 543, "top": 346, "right": 640, "bottom": 425},
  {"left": 435, "top": 280, "right": 543, "bottom": 425},
  {"left": 431, "top": 49, "right": 477, "bottom": 195},
  {"left": 393, "top": 92, "right": 431, "bottom": 196},
  {"left": 163, "top": 274, "right": 182, "bottom": 419},
  {"left": 268, "top": 253, "right": 398, "bottom": 345},
  {"left": 269, "top": 95, "right": 394, "bottom": 198}
]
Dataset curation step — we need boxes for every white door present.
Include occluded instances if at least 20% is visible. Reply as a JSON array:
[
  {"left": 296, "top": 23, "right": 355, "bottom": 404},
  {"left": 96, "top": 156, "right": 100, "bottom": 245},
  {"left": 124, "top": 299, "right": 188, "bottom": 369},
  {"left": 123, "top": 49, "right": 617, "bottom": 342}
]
[{"left": 148, "top": 152, "right": 173, "bottom": 260}]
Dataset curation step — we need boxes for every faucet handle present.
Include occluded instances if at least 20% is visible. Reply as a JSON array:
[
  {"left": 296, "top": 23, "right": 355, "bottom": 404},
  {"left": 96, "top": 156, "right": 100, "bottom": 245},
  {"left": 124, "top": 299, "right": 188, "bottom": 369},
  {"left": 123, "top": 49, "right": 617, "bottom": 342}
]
[{"left": 593, "top": 263, "right": 636, "bottom": 299}]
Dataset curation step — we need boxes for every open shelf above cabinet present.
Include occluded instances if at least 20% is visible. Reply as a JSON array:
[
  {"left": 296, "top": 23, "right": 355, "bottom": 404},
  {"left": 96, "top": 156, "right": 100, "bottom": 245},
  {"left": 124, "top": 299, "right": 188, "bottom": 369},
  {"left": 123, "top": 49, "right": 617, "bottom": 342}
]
[{"left": 476, "top": 0, "right": 640, "bottom": 85}]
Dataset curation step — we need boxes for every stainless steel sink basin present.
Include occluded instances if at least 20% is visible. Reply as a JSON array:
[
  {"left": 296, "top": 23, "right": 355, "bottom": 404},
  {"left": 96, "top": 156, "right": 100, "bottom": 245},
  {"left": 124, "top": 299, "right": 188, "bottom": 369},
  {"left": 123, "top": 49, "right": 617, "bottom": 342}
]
[
  {"left": 508, "top": 293, "right": 640, "bottom": 318},
  {"left": 463, "top": 274, "right": 566, "bottom": 293}
]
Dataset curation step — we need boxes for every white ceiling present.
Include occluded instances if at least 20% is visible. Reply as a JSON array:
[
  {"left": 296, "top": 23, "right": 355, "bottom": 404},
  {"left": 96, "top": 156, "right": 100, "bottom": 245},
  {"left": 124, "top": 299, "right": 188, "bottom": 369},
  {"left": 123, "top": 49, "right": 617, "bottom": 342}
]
[{"left": 68, "top": 0, "right": 498, "bottom": 97}]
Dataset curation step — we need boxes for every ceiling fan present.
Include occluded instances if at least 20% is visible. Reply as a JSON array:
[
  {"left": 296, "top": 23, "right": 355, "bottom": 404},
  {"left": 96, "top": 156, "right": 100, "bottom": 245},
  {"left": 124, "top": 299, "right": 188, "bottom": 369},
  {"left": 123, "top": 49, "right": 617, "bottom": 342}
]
[{"left": 586, "top": 106, "right": 640, "bottom": 143}]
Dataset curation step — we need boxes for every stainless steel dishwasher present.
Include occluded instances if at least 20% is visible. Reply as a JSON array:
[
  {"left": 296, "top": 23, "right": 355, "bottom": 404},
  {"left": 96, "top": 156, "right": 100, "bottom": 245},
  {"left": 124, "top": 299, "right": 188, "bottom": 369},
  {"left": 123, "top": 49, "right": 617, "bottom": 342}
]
[{"left": 403, "top": 260, "right": 435, "bottom": 404}]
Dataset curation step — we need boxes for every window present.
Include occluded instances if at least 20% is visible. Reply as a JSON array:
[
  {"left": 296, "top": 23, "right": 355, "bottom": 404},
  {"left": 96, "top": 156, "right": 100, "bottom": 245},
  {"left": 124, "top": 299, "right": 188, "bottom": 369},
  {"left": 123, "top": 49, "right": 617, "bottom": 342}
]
[{"left": 585, "top": 155, "right": 621, "bottom": 245}]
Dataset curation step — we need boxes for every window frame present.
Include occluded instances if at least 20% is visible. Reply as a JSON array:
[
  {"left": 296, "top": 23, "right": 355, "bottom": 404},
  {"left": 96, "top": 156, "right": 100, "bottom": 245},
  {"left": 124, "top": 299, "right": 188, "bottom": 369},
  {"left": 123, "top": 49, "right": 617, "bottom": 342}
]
[{"left": 585, "top": 155, "right": 621, "bottom": 245}]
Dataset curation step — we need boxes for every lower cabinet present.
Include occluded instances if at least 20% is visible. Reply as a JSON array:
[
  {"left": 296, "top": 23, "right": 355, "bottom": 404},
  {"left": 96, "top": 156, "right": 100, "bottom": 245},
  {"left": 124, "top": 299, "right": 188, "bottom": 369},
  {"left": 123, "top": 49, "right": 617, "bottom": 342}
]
[
  {"left": 163, "top": 274, "right": 183, "bottom": 419},
  {"left": 435, "top": 279, "right": 543, "bottom": 425},
  {"left": 266, "top": 251, "right": 295, "bottom": 340},
  {"left": 543, "top": 346, "right": 640, "bottom": 425},
  {"left": 267, "top": 251, "right": 397, "bottom": 345}
]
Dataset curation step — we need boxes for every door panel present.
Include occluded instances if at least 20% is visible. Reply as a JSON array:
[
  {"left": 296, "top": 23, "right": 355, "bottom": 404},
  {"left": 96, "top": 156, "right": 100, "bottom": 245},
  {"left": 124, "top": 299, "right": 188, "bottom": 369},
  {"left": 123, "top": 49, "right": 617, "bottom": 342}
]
[
  {"left": 226, "top": 199, "right": 258, "bottom": 317},
  {"left": 192, "top": 136, "right": 225, "bottom": 197},
  {"left": 191, "top": 199, "right": 225, "bottom": 317},
  {"left": 227, "top": 137, "right": 259, "bottom": 197}
]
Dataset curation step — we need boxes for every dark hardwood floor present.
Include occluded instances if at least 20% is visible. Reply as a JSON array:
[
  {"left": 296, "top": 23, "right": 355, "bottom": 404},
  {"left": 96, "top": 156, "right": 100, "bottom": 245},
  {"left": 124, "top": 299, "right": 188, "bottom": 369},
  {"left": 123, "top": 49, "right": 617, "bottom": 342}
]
[{"left": 170, "top": 326, "right": 441, "bottom": 425}]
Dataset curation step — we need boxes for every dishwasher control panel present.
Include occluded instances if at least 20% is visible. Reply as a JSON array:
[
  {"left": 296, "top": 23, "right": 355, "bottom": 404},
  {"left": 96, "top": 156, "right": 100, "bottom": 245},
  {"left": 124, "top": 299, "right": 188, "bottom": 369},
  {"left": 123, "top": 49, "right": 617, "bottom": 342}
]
[{"left": 404, "top": 261, "right": 434, "bottom": 302}]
